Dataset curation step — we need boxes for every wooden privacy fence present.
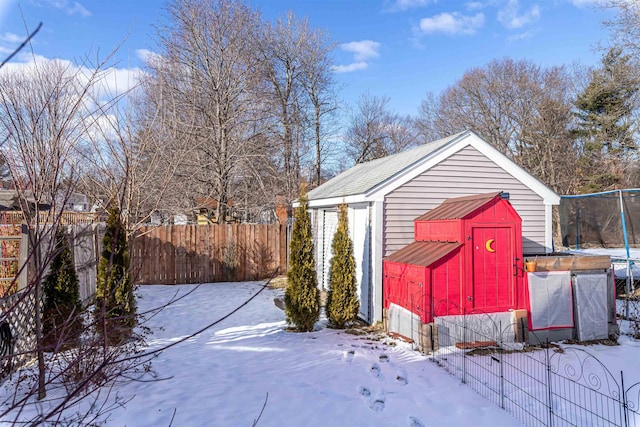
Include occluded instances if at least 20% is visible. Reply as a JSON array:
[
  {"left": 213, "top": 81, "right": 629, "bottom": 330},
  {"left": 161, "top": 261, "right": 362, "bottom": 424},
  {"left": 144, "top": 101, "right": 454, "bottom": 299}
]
[
  {"left": 131, "top": 223, "right": 287, "bottom": 285},
  {"left": 1, "top": 211, "right": 98, "bottom": 225}
]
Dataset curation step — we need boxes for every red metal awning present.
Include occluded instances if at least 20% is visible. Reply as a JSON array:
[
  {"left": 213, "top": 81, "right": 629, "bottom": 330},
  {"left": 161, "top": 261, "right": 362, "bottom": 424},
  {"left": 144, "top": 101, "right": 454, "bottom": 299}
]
[
  {"left": 415, "top": 192, "right": 502, "bottom": 221},
  {"left": 384, "top": 241, "right": 462, "bottom": 267}
]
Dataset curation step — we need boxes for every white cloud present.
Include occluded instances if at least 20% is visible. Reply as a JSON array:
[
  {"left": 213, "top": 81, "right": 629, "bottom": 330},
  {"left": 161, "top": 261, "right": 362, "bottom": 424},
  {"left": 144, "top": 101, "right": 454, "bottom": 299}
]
[
  {"left": 568, "top": 0, "right": 601, "bottom": 7},
  {"left": 67, "top": 2, "right": 91, "bottom": 17},
  {"left": 333, "top": 40, "right": 381, "bottom": 73},
  {"left": 388, "top": 0, "right": 433, "bottom": 11},
  {"left": 136, "top": 48, "right": 162, "bottom": 66},
  {"left": 44, "top": 0, "right": 91, "bottom": 17},
  {"left": 466, "top": 1, "right": 486, "bottom": 10},
  {"left": 417, "top": 12, "right": 485, "bottom": 35},
  {"left": 331, "top": 62, "right": 368, "bottom": 73},
  {"left": 0, "top": 55, "right": 144, "bottom": 102},
  {"left": 497, "top": 0, "right": 540, "bottom": 29},
  {"left": 507, "top": 30, "right": 535, "bottom": 42},
  {"left": 340, "top": 40, "right": 381, "bottom": 61},
  {"left": 0, "top": 32, "right": 23, "bottom": 44}
]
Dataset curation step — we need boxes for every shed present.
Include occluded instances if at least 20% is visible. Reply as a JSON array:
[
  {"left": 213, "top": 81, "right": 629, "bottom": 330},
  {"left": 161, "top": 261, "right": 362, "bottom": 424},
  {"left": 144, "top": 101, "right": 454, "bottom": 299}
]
[
  {"left": 305, "top": 130, "right": 560, "bottom": 323},
  {"left": 384, "top": 193, "right": 526, "bottom": 327}
]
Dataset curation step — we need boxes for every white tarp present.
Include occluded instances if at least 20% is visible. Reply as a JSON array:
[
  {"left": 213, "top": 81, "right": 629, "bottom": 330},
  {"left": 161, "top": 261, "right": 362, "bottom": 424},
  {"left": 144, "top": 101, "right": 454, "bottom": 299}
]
[
  {"left": 573, "top": 273, "right": 608, "bottom": 341},
  {"left": 528, "top": 271, "right": 573, "bottom": 330}
]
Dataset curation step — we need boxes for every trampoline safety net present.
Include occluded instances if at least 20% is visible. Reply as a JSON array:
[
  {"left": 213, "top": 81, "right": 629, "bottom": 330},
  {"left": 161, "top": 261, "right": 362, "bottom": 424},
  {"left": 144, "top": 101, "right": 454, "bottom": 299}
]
[{"left": 560, "top": 190, "right": 640, "bottom": 249}]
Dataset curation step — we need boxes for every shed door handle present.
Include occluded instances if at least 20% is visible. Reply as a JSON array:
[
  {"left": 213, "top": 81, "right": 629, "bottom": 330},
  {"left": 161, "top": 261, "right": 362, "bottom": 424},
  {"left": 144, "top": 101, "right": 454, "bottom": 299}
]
[{"left": 467, "top": 296, "right": 473, "bottom": 301}]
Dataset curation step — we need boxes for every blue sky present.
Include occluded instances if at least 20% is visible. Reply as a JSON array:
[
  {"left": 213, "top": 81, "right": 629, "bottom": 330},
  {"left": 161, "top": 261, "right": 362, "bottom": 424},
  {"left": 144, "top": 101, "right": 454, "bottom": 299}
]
[{"left": 0, "top": 0, "right": 617, "bottom": 116}]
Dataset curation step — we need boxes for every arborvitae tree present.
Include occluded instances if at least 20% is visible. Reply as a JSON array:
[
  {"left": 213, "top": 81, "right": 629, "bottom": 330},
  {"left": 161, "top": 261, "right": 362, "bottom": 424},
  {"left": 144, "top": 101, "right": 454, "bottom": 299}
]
[
  {"left": 326, "top": 204, "right": 359, "bottom": 328},
  {"left": 285, "top": 186, "right": 320, "bottom": 332},
  {"left": 95, "top": 207, "right": 136, "bottom": 344},
  {"left": 573, "top": 47, "right": 640, "bottom": 192},
  {"left": 42, "top": 227, "right": 82, "bottom": 350}
]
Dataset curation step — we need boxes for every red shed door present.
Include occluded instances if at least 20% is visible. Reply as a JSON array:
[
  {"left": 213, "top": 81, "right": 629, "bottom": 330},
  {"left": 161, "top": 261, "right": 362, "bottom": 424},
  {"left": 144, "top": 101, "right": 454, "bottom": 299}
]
[{"left": 469, "top": 226, "right": 514, "bottom": 312}]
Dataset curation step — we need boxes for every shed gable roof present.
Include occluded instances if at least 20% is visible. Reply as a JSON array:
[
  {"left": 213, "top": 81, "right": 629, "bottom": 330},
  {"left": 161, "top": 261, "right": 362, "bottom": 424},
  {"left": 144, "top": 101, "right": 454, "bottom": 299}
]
[
  {"left": 306, "top": 132, "right": 464, "bottom": 201},
  {"left": 384, "top": 241, "right": 462, "bottom": 267},
  {"left": 415, "top": 192, "right": 502, "bottom": 221},
  {"left": 305, "top": 130, "right": 560, "bottom": 207}
]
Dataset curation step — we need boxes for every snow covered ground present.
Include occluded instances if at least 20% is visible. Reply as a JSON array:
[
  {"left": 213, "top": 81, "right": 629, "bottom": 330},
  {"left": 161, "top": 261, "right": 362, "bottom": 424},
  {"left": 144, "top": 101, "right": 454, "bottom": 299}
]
[
  {"left": 2, "top": 281, "right": 639, "bottom": 426},
  {"left": 0, "top": 282, "right": 522, "bottom": 426}
]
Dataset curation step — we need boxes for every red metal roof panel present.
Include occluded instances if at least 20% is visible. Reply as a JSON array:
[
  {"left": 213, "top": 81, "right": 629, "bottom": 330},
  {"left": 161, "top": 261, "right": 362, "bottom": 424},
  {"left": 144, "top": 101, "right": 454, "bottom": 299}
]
[
  {"left": 384, "top": 241, "right": 462, "bottom": 267},
  {"left": 415, "top": 192, "right": 502, "bottom": 221}
]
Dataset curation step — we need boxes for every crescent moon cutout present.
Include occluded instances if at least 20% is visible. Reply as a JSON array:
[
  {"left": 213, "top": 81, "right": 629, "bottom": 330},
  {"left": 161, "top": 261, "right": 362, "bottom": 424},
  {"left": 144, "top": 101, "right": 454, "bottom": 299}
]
[{"left": 486, "top": 239, "right": 496, "bottom": 253}]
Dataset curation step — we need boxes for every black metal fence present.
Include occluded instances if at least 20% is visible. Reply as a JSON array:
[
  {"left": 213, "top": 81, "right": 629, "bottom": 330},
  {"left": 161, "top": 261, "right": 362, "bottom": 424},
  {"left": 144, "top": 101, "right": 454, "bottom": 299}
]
[{"left": 432, "top": 315, "right": 640, "bottom": 427}]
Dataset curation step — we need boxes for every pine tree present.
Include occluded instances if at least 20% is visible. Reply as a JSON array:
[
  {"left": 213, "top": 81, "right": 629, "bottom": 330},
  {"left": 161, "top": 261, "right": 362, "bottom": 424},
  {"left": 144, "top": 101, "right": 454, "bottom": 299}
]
[
  {"left": 42, "top": 227, "right": 82, "bottom": 350},
  {"left": 573, "top": 47, "right": 640, "bottom": 192},
  {"left": 326, "top": 204, "right": 359, "bottom": 328},
  {"left": 285, "top": 186, "right": 320, "bottom": 332},
  {"left": 95, "top": 207, "right": 136, "bottom": 344}
]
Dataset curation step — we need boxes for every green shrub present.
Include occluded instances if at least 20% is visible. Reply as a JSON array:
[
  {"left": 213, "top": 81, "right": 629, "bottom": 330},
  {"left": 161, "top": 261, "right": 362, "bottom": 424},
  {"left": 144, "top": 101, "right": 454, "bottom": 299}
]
[
  {"left": 285, "top": 187, "right": 320, "bottom": 332},
  {"left": 95, "top": 207, "right": 136, "bottom": 344},
  {"left": 42, "top": 227, "right": 82, "bottom": 350},
  {"left": 326, "top": 204, "right": 359, "bottom": 328}
]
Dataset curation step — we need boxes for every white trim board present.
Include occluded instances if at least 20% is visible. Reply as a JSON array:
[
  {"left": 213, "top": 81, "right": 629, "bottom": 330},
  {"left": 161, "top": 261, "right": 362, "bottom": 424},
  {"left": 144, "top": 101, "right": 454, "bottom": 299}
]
[{"left": 366, "top": 132, "right": 560, "bottom": 205}]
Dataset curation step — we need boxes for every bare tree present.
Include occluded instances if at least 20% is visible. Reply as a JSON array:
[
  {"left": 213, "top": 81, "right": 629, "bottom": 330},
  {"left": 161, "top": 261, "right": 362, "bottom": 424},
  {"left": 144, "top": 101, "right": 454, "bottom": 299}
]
[
  {"left": 345, "top": 92, "right": 416, "bottom": 164},
  {"left": 0, "top": 55, "right": 117, "bottom": 400},
  {"left": 255, "top": 12, "right": 310, "bottom": 203},
  {"left": 0, "top": 37, "right": 159, "bottom": 426},
  {"left": 299, "top": 26, "right": 339, "bottom": 186},
  {"left": 74, "top": 78, "right": 195, "bottom": 234},
  {"left": 602, "top": 0, "right": 640, "bottom": 60},
  {"left": 0, "top": 17, "right": 282, "bottom": 425},
  {"left": 142, "top": 0, "right": 262, "bottom": 223},
  {"left": 414, "top": 58, "right": 580, "bottom": 193},
  {"left": 138, "top": 4, "right": 339, "bottom": 220}
]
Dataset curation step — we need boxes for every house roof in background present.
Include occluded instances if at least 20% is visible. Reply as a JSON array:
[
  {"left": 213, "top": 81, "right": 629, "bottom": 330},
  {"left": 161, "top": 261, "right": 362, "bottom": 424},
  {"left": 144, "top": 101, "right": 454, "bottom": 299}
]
[
  {"left": 0, "top": 190, "right": 49, "bottom": 210},
  {"left": 307, "top": 132, "right": 465, "bottom": 201},
  {"left": 0, "top": 190, "right": 16, "bottom": 209},
  {"left": 415, "top": 192, "right": 503, "bottom": 221},
  {"left": 194, "top": 197, "right": 234, "bottom": 210}
]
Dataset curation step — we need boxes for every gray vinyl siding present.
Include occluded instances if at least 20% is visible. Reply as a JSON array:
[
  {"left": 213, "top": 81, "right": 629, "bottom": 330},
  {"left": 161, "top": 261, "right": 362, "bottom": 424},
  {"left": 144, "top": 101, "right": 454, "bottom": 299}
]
[{"left": 383, "top": 145, "right": 547, "bottom": 257}]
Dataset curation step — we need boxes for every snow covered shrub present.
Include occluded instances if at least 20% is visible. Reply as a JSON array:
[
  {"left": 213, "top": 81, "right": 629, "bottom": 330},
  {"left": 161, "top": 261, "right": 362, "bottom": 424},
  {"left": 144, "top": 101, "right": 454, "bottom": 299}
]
[
  {"left": 285, "top": 186, "right": 320, "bottom": 332},
  {"left": 326, "top": 204, "right": 359, "bottom": 328}
]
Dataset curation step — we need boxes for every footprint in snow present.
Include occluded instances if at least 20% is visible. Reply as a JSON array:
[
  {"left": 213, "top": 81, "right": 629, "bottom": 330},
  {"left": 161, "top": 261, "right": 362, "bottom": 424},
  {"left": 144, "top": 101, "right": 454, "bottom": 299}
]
[
  {"left": 395, "top": 367, "right": 408, "bottom": 385},
  {"left": 344, "top": 350, "right": 355, "bottom": 363},
  {"left": 408, "top": 416, "right": 425, "bottom": 427},
  {"left": 378, "top": 354, "right": 389, "bottom": 363},
  {"left": 358, "top": 385, "right": 371, "bottom": 398},
  {"left": 370, "top": 363, "right": 384, "bottom": 381},
  {"left": 368, "top": 395, "right": 386, "bottom": 413}
]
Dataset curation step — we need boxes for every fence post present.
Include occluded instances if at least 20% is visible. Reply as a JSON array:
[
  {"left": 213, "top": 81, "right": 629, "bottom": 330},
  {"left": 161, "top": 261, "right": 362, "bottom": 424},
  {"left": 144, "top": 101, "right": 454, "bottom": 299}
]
[
  {"left": 621, "top": 371, "right": 629, "bottom": 427},
  {"left": 18, "top": 224, "right": 29, "bottom": 291},
  {"left": 625, "top": 259, "right": 631, "bottom": 320},
  {"left": 499, "top": 321, "right": 505, "bottom": 409},
  {"left": 462, "top": 310, "right": 467, "bottom": 384},
  {"left": 546, "top": 342, "right": 553, "bottom": 427}
]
